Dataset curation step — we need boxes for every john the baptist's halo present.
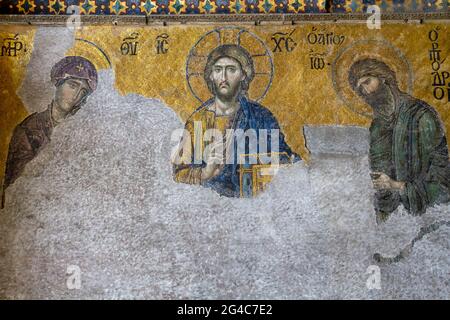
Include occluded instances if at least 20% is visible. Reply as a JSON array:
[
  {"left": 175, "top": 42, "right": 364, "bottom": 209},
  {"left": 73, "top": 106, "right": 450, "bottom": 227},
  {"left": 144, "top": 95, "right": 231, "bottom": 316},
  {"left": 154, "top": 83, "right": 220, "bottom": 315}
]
[{"left": 332, "top": 39, "right": 413, "bottom": 118}]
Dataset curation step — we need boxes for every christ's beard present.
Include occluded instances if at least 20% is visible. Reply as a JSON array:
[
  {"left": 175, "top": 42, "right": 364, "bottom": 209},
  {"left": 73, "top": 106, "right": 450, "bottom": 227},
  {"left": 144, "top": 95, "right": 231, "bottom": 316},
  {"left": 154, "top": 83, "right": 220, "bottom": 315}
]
[{"left": 214, "top": 82, "right": 241, "bottom": 102}]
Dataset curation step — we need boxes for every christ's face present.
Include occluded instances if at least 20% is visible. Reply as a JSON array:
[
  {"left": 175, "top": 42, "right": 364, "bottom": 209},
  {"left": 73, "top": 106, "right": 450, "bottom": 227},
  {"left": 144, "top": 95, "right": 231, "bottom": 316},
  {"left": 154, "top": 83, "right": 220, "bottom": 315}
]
[
  {"left": 54, "top": 78, "right": 90, "bottom": 115},
  {"left": 210, "top": 57, "right": 245, "bottom": 101}
]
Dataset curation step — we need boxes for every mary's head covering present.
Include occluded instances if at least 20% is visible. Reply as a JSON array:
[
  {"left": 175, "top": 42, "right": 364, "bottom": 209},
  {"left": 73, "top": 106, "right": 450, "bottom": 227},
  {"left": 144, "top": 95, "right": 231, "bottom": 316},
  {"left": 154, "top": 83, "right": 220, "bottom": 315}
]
[{"left": 51, "top": 56, "right": 98, "bottom": 92}]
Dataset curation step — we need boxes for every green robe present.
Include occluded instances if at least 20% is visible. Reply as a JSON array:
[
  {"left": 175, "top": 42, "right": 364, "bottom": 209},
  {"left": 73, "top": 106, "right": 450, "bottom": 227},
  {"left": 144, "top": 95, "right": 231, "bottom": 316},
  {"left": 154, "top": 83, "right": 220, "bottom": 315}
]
[{"left": 369, "top": 93, "right": 450, "bottom": 215}]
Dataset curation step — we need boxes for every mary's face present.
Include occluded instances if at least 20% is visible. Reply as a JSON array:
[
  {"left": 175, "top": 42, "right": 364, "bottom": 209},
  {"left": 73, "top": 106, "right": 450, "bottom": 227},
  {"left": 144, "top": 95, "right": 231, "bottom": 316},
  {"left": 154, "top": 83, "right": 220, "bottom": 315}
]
[
  {"left": 210, "top": 57, "right": 245, "bottom": 100},
  {"left": 54, "top": 78, "right": 90, "bottom": 114}
]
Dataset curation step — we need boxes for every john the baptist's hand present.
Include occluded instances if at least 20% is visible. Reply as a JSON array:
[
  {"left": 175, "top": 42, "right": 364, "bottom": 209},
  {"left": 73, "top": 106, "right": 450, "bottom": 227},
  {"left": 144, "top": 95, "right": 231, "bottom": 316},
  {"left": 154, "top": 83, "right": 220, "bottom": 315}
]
[{"left": 371, "top": 172, "right": 405, "bottom": 191}]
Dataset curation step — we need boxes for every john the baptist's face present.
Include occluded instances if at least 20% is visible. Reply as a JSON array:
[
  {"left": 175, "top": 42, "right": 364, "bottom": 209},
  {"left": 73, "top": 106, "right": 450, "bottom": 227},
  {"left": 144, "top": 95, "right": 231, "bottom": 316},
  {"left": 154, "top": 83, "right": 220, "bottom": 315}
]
[
  {"left": 356, "top": 76, "right": 380, "bottom": 96},
  {"left": 355, "top": 75, "right": 393, "bottom": 111},
  {"left": 209, "top": 57, "right": 246, "bottom": 100},
  {"left": 55, "top": 78, "right": 90, "bottom": 114}
]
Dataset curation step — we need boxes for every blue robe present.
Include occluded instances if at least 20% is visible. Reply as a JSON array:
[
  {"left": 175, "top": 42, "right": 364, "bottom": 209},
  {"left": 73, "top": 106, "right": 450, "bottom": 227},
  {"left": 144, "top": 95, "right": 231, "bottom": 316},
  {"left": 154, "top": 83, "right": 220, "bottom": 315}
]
[{"left": 200, "top": 96, "right": 300, "bottom": 197}]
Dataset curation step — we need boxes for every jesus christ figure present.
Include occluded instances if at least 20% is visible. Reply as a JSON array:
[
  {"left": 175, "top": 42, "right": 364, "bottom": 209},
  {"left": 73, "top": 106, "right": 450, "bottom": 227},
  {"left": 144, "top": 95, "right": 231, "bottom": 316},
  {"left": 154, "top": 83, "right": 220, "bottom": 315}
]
[{"left": 173, "top": 44, "right": 299, "bottom": 197}]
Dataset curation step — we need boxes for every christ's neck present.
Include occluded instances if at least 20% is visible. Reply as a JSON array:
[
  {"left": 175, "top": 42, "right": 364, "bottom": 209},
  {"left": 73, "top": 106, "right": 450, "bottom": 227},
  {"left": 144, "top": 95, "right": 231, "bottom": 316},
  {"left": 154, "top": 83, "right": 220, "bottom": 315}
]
[{"left": 214, "top": 96, "right": 240, "bottom": 117}]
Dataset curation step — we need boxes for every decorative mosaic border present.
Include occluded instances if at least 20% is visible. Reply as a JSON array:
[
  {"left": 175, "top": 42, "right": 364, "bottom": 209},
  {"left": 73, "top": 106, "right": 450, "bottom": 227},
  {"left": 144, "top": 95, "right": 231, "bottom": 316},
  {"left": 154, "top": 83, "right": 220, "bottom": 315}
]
[
  {"left": 0, "top": 0, "right": 448, "bottom": 15},
  {"left": 331, "top": 0, "right": 449, "bottom": 13},
  {"left": 0, "top": 0, "right": 327, "bottom": 15},
  {"left": 0, "top": 11, "right": 448, "bottom": 24}
]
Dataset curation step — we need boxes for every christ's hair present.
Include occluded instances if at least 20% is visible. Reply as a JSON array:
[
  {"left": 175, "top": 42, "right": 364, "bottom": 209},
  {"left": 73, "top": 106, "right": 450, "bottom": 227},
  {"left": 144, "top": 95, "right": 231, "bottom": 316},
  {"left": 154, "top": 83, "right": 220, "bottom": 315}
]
[{"left": 204, "top": 44, "right": 255, "bottom": 95}]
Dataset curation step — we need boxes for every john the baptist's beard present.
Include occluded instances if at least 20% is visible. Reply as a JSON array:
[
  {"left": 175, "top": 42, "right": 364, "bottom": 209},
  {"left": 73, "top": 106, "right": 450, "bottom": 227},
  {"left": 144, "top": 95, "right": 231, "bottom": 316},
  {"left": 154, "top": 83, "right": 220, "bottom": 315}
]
[{"left": 360, "top": 81, "right": 395, "bottom": 114}]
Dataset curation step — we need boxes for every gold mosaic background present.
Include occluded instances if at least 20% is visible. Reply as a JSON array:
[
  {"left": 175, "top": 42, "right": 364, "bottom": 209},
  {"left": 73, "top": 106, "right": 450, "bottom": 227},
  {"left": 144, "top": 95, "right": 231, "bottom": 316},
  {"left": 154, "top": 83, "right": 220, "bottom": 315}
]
[
  {"left": 1, "top": 22, "right": 449, "bottom": 184},
  {"left": 0, "top": 26, "right": 34, "bottom": 189}
]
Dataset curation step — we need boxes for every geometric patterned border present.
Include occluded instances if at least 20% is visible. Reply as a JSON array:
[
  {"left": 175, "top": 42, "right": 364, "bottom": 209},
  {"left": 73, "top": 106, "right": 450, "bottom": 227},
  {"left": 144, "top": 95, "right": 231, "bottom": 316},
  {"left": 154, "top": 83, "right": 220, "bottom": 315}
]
[
  {"left": 0, "top": 0, "right": 327, "bottom": 15},
  {"left": 331, "top": 0, "right": 449, "bottom": 13},
  {"left": 0, "top": 0, "right": 447, "bottom": 15}
]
